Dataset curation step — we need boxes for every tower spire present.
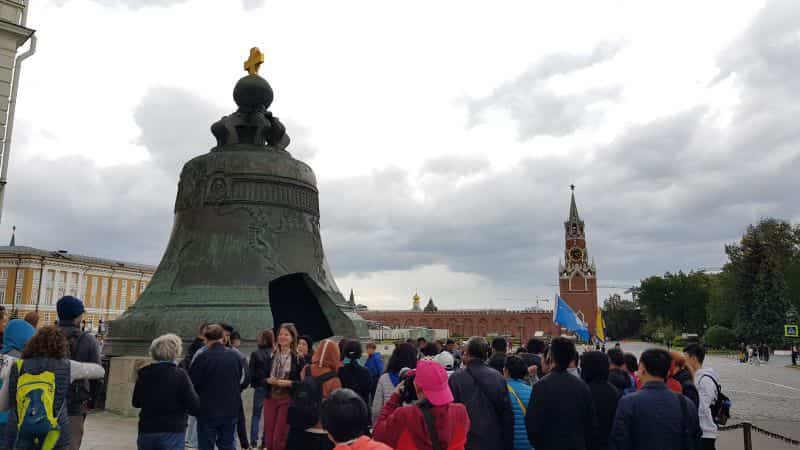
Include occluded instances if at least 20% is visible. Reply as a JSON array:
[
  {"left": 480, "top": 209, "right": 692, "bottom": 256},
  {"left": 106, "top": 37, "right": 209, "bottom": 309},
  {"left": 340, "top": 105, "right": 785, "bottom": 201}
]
[
  {"left": 569, "top": 185, "right": 580, "bottom": 222},
  {"left": 9, "top": 225, "right": 15, "bottom": 246}
]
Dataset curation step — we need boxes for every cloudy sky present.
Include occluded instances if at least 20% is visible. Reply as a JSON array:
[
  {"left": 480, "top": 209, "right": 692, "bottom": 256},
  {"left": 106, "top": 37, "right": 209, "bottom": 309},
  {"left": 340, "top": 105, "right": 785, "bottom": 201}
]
[{"left": 4, "top": 0, "right": 799, "bottom": 310}]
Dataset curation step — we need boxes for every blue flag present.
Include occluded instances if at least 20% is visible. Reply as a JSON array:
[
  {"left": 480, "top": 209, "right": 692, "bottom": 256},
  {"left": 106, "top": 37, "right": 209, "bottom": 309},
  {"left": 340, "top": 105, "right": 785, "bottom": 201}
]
[{"left": 553, "top": 295, "right": 590, "bottom": 341}]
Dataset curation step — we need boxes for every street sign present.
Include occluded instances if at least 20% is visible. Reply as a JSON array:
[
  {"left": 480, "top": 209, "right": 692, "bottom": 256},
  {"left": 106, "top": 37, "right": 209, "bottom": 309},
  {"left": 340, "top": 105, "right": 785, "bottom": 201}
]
[{"left": 786, "top": 324, "right": 799, "bottom": 337}]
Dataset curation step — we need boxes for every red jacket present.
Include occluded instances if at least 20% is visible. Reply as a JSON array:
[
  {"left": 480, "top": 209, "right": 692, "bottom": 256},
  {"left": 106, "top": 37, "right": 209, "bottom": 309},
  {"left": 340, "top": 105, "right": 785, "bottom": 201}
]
[
  {"left": 334, "top": 436, "right": 393, "bottom": 450},
  {"left": 373, "top": 393, "right": 470, "bottom": 450}
]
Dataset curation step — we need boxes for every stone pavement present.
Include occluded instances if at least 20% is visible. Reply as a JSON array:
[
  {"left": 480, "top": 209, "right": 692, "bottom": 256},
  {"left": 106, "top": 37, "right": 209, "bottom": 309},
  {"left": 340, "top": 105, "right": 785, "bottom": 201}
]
[{"left": 81, "top": 411, "right": 137, "bottom": 450}]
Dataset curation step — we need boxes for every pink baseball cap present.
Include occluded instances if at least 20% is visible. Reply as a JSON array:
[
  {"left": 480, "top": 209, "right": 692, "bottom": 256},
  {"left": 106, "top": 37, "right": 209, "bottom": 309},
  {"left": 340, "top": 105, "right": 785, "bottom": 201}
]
[{"left": 411, "top": 360, "right": 454, "bottom": 406}]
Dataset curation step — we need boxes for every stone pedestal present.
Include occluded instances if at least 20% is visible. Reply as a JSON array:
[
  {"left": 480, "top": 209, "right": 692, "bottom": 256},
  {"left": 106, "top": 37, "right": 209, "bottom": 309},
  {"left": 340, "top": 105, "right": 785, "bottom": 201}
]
[{"left": 105, "top": 356, "right": 151, "bottom": 417}]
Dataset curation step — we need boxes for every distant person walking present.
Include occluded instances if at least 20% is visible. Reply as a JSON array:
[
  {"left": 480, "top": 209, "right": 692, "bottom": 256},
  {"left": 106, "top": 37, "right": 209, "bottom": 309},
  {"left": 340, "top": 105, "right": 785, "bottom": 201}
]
[
  {"left": 525, "top": 337, "right": 595, "bottom": 450},
  {"left": 449, "top": 337, "right": 513, "bottom": 450},
  {"left": 364, "top": 342, "right": 384, "bottom": 398},
  {"left": 57, "top": 296, "right": 103, "bottom": 450},
  {"left": 133, "top": 334, "right": 200, "bottom": 450},
  {"left": 608, "top": 348, "right": 701, "bottom": 450}
]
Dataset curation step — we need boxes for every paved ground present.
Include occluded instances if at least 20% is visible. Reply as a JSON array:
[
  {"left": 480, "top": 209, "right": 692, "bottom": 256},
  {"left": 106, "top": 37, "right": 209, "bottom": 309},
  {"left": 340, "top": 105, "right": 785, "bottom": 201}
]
[{"left": 80, "top": 342, "right": 799, "bottom": 450}]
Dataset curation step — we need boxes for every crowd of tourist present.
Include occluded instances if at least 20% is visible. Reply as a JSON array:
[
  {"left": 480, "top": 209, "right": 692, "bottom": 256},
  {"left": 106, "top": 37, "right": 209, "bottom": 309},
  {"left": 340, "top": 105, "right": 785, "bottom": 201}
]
[{"left": 0, "top": 295, "right": 728, "bottom": 450}]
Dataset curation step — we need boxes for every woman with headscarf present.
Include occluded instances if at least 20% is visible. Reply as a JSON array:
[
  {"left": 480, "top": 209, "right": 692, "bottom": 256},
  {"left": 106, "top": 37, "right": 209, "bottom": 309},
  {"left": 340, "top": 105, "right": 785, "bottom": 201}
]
[
  {"left": 0, "top": 319, "right": 35, "bottom": 443},
  {"left": 286, "top": 339, "right": 342, "bottom": 450}
]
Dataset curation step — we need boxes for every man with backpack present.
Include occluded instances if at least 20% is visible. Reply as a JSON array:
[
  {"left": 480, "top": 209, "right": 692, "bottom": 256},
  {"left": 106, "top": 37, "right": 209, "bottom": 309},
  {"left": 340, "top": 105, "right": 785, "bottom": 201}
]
[
  {"left": 56, "top": 296, "right": 102, "bottom": 450},
  {"left": 448, "top": 337, "right": 513, "bottom": 450},
  {"left": 684, "top": 344, "right": 725, "bottom": 450}
]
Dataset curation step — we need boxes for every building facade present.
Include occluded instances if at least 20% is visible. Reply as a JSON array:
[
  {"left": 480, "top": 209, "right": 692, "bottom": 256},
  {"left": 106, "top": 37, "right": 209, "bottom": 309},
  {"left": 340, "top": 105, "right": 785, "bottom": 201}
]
[
  {"left": 0, "top": 244, "right": 155, "bottom": 330},
  {"left": 360, "top": 188, "right": 600, "bottom": 341}
]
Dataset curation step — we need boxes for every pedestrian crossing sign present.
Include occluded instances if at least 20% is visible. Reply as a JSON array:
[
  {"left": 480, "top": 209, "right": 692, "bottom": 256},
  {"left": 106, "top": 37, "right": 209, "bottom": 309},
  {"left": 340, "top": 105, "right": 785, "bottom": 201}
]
[{"left": 786, "top": 325, "right": 799, "bottom": 337}]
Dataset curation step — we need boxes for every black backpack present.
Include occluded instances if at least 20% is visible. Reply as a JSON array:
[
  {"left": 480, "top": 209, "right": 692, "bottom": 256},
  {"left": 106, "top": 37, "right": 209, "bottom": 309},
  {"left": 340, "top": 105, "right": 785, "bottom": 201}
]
[
  {"left": 701, "top": 375, "right": 731, "bottom": 425},
  {"left": 287, "top": 366, "right": 337, "bottom": 430}
]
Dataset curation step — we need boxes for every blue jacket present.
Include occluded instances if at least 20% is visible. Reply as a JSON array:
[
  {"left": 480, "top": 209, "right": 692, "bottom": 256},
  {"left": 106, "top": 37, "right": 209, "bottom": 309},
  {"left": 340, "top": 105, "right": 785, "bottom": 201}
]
[
  {"left": 365, "top": 352, "right": 384, "bottom": 378},
  {"left": 609, "top": 381, "right": 701, "bottom": 450},
  {"left": 507, "top": 379, "right": 533, "bottom": 450}
]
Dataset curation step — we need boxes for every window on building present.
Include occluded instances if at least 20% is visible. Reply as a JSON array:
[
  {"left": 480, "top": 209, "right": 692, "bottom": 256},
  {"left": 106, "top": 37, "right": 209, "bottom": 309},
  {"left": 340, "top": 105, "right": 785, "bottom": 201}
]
[
  {"left": 90, "top": 277, "right": 97, "bottom": 306},
  {"left": 111, "top": 279, "right": 119, "bottom": 309},
  {"left": 45, "top": 288, "right": 53, "bottom": 304},
  {"left": 120, "top": 279, "right": 129, "bottom": 310},
  {"left": 0, "top": 269, "right": 7, "bottom": 304}
]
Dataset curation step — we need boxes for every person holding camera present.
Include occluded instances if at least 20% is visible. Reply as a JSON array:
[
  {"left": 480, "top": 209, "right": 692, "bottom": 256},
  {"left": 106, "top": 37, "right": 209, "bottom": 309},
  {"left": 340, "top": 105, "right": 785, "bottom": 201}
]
[{"left": 373, "top": 359, "right": 470, "bottom": 450}]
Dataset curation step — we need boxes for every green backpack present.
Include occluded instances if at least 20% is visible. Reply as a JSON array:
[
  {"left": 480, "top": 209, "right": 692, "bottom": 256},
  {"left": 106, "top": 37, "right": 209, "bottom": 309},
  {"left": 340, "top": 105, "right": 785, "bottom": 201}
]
[{"left": 14, "top": 360, "right": 63, "bottom": 450}]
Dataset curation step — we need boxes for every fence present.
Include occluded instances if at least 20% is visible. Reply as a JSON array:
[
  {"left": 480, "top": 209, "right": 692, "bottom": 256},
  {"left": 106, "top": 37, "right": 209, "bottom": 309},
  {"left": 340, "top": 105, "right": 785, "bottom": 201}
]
[{"left": 720, "top": 422, "right": 800, "bottom": 449}]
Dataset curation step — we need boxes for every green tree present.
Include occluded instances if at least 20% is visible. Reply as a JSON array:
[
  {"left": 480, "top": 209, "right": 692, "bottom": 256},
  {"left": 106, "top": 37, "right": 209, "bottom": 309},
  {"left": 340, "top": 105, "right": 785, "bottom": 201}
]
[
  {"left": 602, "top": 293, "right": 642, "bottom": 339},
  {"left": 725, "top": 218, "right": 800, "bottom": 345},
  {"left": 707, "top": 271, "right": 737, "bottom": 328},
  {"left": 637, "top": 271, "right": 710, "bottom": 333}
]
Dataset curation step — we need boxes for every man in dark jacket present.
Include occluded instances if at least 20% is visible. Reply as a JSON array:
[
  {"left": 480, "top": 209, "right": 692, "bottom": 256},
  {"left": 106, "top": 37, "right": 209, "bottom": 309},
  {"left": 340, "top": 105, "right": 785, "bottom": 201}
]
[
  {"left": 607, "top": 348, "right": 635, "bottom": 395},
  {"left": 449, "top": 337, "right": 514, "bottom": 450},
  {"left": 190, "top": 324, "right": 244, "bottom": 450},
  {"left": 57, "top": 296, "right": 102, "bottom": 450},
  {"left": 609, "top": 348, "right": 701, "bottom": 450},
  {"left": 580, "top": 351, "right": 621, "bottom": 450},
  {"left": 526, "top": 337, "right": 596, "bottom": 450},
  {"left": 488, "top": 337, "right": 508, "bottom": 373}
]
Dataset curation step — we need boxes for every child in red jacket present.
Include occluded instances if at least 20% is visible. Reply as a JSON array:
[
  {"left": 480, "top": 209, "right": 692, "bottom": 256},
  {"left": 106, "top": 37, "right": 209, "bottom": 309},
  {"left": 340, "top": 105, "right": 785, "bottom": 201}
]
[{"left": 373, "top": 360, "right": 470, "bottom": 450}]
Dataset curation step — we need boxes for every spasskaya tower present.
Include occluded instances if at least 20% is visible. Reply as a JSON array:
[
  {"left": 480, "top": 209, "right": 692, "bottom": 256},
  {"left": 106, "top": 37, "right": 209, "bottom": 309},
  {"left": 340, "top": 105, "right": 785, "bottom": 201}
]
[{"left": 558, "top": 185, "right": 599, "bottom": 335}]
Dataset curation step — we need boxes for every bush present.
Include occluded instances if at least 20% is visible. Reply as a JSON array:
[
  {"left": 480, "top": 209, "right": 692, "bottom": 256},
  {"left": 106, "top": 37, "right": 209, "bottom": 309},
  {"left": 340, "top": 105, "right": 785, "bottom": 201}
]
[{"left": 703, "top": 325, "right": 737, "bottom": 349}]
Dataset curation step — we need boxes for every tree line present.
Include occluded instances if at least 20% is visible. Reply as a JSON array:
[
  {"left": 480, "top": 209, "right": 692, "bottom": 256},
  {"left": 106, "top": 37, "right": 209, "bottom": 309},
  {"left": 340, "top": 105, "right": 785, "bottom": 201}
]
[{"left": 603, "top": 218, "right": 800, "bottom": 348}]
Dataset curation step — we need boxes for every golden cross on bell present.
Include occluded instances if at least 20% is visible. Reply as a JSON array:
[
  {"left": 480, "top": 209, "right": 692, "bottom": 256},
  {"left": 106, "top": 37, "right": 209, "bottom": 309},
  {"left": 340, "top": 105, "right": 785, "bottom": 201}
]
[{"left": 244, "top": 47, "right": 264, "bottom": 75}]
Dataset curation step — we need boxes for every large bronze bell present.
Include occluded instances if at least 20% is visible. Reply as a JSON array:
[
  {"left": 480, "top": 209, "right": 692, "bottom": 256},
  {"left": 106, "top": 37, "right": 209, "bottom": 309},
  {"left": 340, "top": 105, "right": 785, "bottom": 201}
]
[{"left": 107, "top": 52, "right": 366, "bottom": 355}]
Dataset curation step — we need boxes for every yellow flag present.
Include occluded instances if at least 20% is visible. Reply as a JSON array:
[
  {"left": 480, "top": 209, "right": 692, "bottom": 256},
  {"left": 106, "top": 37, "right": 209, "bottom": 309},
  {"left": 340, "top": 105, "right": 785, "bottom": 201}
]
[{"left": 596, "top": 309, "right": 606, "bottom": 341}]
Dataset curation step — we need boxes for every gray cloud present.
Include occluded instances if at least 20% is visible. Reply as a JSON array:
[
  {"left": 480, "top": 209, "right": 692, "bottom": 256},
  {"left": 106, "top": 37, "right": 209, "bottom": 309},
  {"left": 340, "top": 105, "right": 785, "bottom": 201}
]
[
  {"left": 49, "top": 0, "right": 262, "bottom": 10},
  {"left": 465, "top": 41, "right": 624, "bottom": 139},
  {"left": 420, "top": 155, "right": 490, "bottom": 178},
  {"left": 241, "top": 0, "right": 265, "bottom": 11},
  {"left": 49, "top": 0, "right": 189, "bottom": 8},
  {"left": 8, "top": 2, "right": 800, "bottom": 305}
]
